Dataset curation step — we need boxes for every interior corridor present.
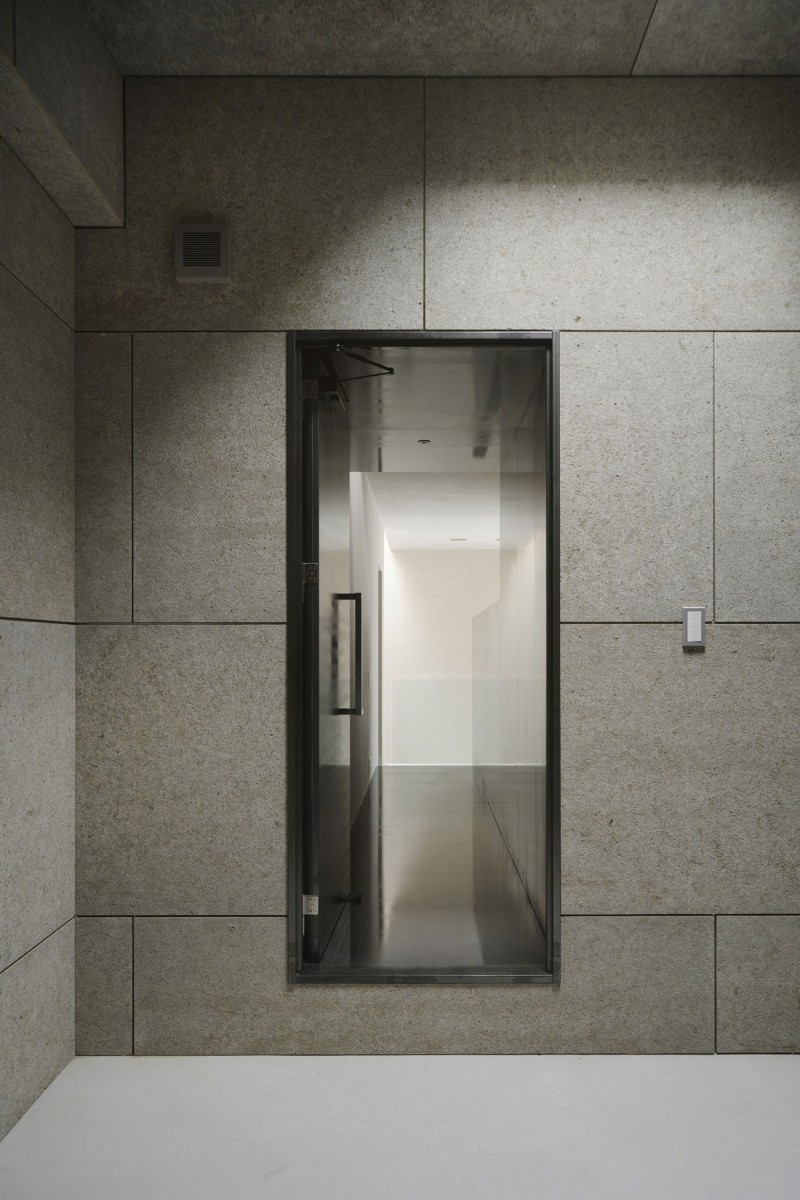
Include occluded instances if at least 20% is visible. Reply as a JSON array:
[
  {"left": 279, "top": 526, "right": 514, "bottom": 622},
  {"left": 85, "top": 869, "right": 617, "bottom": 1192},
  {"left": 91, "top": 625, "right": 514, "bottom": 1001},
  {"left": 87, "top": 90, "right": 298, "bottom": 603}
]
[
  {"left": 324, "top": 767, "right": 547, "bottom": 970},
  {"left": 297, "top": 339, "right": 553, "bottom": 978}
]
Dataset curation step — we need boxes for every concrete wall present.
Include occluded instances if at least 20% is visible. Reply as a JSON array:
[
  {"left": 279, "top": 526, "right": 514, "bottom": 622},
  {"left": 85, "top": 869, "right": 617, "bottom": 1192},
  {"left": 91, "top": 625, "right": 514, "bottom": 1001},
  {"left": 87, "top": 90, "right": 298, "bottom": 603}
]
[
  {"left": 0, "top": 138, "right": 75, "bottom": 1139},
  {"left": 0, "top": 0, "right": 123, "bottom": 224},
  {"left": 74, "top": 77, "right": 799, "bottom": 1055}
]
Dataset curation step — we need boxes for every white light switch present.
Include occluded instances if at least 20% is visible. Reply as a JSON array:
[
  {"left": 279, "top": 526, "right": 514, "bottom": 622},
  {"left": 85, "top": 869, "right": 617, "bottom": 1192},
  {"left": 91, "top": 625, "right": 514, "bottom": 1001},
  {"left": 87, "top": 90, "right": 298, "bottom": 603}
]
[{"left": 682, "top": 606, "right": 706, "bottom": 648}]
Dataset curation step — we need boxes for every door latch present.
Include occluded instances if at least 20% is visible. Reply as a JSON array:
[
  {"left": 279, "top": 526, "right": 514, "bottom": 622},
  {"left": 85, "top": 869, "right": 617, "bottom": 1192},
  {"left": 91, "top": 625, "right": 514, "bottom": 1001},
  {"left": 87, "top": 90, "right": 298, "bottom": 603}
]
[
  {"left": 302, "top": 894, "right": 319, "bottom": 916},
  {"left": 302, "top": 562, "right": 318, "bottom": 587}
]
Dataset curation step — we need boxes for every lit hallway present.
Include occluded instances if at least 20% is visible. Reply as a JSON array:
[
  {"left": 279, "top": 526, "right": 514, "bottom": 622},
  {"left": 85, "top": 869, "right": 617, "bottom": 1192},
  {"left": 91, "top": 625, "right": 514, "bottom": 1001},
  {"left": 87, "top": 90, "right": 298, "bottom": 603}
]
[{"left": 324, "top": 767, "right": 547, "bottom": 971}]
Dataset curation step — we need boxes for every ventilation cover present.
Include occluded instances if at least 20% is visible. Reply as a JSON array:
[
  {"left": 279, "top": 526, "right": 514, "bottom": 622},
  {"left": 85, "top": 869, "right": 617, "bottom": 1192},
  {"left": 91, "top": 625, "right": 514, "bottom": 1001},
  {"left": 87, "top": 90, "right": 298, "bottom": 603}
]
[{"left": 175, "top": 223, "right": 230, "bottom": 281}]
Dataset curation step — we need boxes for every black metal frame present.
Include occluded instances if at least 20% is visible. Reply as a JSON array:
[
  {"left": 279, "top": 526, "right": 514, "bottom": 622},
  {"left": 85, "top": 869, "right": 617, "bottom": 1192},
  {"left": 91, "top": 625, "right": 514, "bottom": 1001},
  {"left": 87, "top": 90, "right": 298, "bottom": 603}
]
[{"left": 286, "top": 330, "right": 561, "bottom": 985}]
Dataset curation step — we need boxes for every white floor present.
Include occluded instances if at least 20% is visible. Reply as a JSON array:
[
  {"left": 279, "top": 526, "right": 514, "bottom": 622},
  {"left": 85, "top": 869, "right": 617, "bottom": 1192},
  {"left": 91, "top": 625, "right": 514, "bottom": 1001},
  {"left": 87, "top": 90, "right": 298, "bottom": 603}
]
[{"left": 1, "top": 1056, "right": 799, "bottom": 1199}]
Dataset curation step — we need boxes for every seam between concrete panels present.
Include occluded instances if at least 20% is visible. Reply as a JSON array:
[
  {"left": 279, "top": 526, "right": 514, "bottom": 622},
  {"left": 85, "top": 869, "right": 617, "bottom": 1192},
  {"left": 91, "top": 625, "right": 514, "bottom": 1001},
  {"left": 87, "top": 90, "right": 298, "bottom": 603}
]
[
  {"left": 130, "top": 915, "right": 134, "bottom": 1055},
  {"left": 130, "top": 332, "right": 135, "bottom": 622},
  {"left": 115, "top": 72, "right": 800, "bottom": 81},
  {"left": 714, "top": 913, "right": 718, "bottom": 1053},
  {"left": 0, "top": 916, "right": 74, "bottom": 978},
  {"left": 73, "top": 621, "right": 289, "bottom": 627},
  {"left": 561, "top": 620, "right": 800, "bottom": 626},
  {"left": 0, "top": 615, "right": 75, "bottom": 625},
  {"left": 130, "top": 331, "right": 134, "bottom": 622},
  {"left": 712, "top": 332, "right": 716, "bottom": 622},
  {"left": 73, "top": 327, "right": 800, "bottom": 335},
  {"left": 629, "top": 0, "right": 661, "bottom": 76},
  {"left": 84, "top": 912, "right": 800, "bottom": 919},
  {"left": 0, "top": 260, "right": 74, "bottom": 332}
]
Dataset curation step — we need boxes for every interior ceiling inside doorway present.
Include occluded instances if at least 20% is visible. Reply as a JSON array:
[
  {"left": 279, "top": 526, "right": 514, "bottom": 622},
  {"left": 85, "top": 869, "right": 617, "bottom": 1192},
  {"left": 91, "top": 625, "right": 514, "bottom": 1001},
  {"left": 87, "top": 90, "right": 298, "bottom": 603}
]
[
  {"left": 86, "top": 1, "right": 800, "bottom": 76},
  {"left": 367, "top": 472, "right": 500, "bottom": 551},
  {"left": 336, "top": 343, "right": 544, "bottom": 475},
  {"left": 333, "top": 342, "right": 544, "bottom": 551}
]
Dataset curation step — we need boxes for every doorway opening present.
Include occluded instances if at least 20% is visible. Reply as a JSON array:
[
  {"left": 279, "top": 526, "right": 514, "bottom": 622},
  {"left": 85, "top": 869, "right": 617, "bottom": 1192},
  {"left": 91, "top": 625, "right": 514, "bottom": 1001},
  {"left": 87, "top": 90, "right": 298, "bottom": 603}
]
[{"left": 287, "top": 332, "right": 560, "bottom": 983}]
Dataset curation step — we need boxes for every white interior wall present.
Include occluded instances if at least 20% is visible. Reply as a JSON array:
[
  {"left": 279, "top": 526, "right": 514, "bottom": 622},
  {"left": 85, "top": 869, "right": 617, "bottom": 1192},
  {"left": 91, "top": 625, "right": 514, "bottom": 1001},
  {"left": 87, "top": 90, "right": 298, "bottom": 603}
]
[{"left": 383, "top": 549, "right": 500, "bottom": 765}]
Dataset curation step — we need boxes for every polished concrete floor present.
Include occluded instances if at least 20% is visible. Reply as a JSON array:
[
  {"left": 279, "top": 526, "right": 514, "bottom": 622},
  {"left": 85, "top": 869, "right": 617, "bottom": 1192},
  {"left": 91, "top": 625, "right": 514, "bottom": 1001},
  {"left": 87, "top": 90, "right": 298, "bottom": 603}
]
[
  {"left": 323, "top": 767, "right": 546, "bottom": 970},
  {"left": 1, "top": 1056, "right": 799, "bottom": 1199}
]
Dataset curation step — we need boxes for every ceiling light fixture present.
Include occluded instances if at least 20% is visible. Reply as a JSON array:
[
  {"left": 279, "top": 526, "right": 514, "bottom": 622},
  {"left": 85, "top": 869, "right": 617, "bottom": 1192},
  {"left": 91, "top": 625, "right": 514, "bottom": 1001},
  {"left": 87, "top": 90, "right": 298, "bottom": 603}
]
[{"left": 418, "top": 438, "right": 430, "bottom": 444}]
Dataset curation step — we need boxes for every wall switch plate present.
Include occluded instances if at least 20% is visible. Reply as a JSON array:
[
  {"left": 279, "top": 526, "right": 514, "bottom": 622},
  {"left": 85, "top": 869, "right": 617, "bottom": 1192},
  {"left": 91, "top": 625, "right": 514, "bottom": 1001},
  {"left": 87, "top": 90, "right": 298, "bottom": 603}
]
[{"left": 682, "top": 606, "right": 706, "bottom": 649}]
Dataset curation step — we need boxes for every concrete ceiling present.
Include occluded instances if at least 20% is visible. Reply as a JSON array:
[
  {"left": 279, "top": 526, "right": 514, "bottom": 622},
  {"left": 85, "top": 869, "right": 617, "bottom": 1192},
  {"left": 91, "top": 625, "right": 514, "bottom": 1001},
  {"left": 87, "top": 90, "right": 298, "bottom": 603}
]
[{"left": 86, "top": 1, "right": 800, "bottom": 77}]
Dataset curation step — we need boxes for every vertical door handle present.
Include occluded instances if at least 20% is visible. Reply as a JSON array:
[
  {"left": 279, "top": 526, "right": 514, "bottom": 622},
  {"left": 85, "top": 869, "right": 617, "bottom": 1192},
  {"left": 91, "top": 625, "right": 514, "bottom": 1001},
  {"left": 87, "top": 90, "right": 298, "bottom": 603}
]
[{"left": 333, "top": 592, "right": 362, "bottom": 715}]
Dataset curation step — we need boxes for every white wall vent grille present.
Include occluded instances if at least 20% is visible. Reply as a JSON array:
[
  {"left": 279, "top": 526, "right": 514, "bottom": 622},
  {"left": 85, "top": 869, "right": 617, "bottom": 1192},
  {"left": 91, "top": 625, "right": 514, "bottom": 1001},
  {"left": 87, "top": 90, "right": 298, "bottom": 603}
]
[{"left": 175, "top": 223, "right": 230, "bottom": 281}]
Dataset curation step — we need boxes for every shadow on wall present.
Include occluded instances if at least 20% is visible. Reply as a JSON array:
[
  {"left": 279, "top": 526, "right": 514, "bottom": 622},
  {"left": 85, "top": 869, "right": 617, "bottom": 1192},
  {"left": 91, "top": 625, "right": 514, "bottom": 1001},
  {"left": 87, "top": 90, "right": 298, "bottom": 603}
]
[{"left": 75, "top": 77, "right": 800, "bottom": 335}]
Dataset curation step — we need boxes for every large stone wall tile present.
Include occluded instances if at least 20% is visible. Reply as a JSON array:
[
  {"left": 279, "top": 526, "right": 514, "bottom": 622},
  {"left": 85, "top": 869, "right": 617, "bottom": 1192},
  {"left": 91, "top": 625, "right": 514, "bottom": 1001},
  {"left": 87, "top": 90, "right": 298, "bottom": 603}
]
[
  {"left": 76, "top": 78, "right": 423, "bottom": 330},
  {"left": 426, "top": 79, "right": 800, "bottom": 331},
  {"left": 715, "top": 333, "right": 800, "bottom": 621},
  {"left": 133, "top": 333, "right": 284, "bottom": 623},
  {"left": 634, "top": 0, "right": 800, "bottom": 76},
  {"left": 561, "top": 333, "right": 712, "bottom": 621},
  {"left": 717, "top": 917, "right": 800, "bottom": 1053},
  {"left": 0, "top": 923, "right": 74, "bottom": 1141},
  {"left": 76, "top": 625, "right": 286, "bottom": 916},
  {"left": 75, "top": 918, "right": 132, "bottom": 1056},
  {"left": 85, "top": 0, "right": 654, "bottom": 76},
  {"left": 75, "top": 333, "right": 132, "bottom": 622},
  {"left": 0, "top": 138, "right": 74, "bottom": 324},
  {"left": 562, "top": 624, "right": 800, "bottom": 915},
  {"left": 13, "top": 0, "right": 123, "bottom": 221},
  {"left": 0, "top": 621, "right": 74, "bottom": 972},
  {"left": 0, "top": 268, "right": 74, "bottom": 622},
  {"left": 0, "top": 1, "right": 11, "bottom": 58},
  {"left": 133, "top": 915, "right": 714, "bottom": 1055}
]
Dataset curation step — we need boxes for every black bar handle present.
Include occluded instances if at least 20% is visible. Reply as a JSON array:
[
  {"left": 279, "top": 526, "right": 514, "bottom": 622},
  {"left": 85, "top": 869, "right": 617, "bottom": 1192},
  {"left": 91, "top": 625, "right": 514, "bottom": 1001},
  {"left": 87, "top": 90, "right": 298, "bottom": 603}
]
[{"left": 333, "top": 592, "right": 362, "bottom": 716}]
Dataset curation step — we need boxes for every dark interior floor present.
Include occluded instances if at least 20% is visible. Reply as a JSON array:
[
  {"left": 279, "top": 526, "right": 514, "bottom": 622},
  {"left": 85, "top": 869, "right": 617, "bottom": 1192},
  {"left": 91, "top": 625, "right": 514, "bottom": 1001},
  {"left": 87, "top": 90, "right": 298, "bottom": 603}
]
[{"left": 322, "top": 766, "right": 546, "bottom": 970}]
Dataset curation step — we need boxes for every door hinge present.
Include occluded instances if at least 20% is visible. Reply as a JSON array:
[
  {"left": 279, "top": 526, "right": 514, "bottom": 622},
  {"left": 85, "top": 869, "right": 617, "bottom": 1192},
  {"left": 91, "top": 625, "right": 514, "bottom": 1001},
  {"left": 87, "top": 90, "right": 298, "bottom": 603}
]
[
  {"left": 302, "top": 894, "right": 319, "bottom": 916},
  {"left": 302, "top": 562, "right": 318, "bottom": 587}
]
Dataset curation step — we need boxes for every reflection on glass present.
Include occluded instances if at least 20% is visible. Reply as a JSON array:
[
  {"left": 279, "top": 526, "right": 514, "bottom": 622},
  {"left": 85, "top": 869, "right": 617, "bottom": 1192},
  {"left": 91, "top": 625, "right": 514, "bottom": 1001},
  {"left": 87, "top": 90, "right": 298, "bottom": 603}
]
[{"left": 308, "top": 343, "right": 550, "bottom": 974}]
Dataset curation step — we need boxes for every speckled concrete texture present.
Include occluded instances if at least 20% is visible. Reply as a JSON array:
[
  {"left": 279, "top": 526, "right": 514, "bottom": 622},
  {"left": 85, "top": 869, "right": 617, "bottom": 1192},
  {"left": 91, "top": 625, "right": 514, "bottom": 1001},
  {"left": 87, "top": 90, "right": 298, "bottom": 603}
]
[
  {"left": 76, "top": 625, "right": 286, "bottom": 916},
  {"left": 717, "top": 917, "right": 800, "bottom": 1053},
  {"left": 133, "top": 333, "right": 284, "bottom": 622},
  {"left": 425, "top": 79, "right": 800, "bottom": 331},
  {"left": 0, "top": 621, "right": 74, "bottom": 973},
  {"left": 0, "top": 922, "right": 74, "bottom": 1141},
  {"left": 75, "top": 918, "right": 132, "bottom": 1056},
  {"left": 85, "top": 0, "right": 655, "bottom": 76},
  {"left": 0, "top": 138, "right": 74, "bottom": 325},
  {"left": 132, "top": 915, "right": 714, "bottom": 1055},
  {"left": 715, "top": 333, "right": 800, "bottom": 622},
  {"left": 635, "top": 0, "right": 800, "bottom": 76},
  {"left": 560, "top": 333, "right": 712, "bottom": 621},
  {"left": 76, "top": 78, "right": 423, "bottom": 331},
  {"left": 0, "top": 53, "right": 121, "bottom": 226},
  {"left": 75, "top": 334, "right": 132, "bottom": 623},
  {"left": 14, "top": 0, "right": 123, "bottom": 221},
  {"left": 0, "top": 1, "right": 12, "bottom": 59},
  {"left": 0, "top": 267, "right": 74, "bottom": 622},
  {"left": 562, "top": 624, "right": 800, "bottom": 914}
]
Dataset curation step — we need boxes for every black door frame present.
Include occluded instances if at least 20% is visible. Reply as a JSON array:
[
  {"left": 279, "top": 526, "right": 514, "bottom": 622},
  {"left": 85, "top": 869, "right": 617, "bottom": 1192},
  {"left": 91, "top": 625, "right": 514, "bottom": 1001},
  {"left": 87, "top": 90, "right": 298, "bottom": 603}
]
[{"left": 286, "top": 330, "right": 561, "bottom": 984}]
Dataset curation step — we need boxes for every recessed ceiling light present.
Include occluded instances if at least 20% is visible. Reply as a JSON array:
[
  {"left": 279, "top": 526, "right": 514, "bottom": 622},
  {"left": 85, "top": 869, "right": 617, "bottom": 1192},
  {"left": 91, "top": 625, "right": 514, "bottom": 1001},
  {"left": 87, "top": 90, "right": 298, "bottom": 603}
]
[
  {"left": 450, "top": 537, "right": 467, "bottom": 542},
  {"left": 418, "top": 438, "right": 430, "bottom": 444}
]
